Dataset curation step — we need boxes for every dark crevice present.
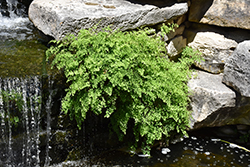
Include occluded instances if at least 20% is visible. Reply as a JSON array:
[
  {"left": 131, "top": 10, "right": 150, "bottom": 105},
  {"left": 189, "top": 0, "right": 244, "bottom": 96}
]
[{"left": 126, "top": 0, "right": 179, "bottom": 7}]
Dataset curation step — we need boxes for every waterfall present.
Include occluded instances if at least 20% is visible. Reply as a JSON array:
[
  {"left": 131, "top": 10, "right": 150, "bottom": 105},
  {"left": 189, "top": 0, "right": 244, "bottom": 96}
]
[
  {"left": 0, "top": 0, "right": 26, "bottom": 17},
  {"left": 0, "top": 0, "right": 32, "bottom": 41},
  {"left": 0, "top": 76, "right": 54, "bottom": 166}
]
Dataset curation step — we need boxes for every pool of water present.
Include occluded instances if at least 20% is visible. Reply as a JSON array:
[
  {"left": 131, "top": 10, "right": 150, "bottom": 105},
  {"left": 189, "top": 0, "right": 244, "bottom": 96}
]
[{"left": 51, "top": 135, "right": 250, "bottom": 167}]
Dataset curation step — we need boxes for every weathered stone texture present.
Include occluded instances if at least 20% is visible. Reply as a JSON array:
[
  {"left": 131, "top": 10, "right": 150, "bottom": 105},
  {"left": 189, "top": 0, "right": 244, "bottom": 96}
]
[
  {"left": 223, "top": 40, "right": 250, "bottom": 97},
  {"left": 166, "top": 35, "right": 187, "bottom": 57},
  {"left": 29, "top": 0, "right": 188, "bottom": 40},
  {"left": 187, "top": 31, "right": 237, "bottom": 74},
  {"left": 188, "top": 71, "right": 236, "bottom": 128},
  {"left": 189, "top": 0, "right": 250, "bottom": 30}
]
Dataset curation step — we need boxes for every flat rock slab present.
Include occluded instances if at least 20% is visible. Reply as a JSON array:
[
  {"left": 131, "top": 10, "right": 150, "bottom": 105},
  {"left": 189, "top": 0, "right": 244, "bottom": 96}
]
[
  {"left": 223, "top": 40, "right": 250, "bottom": 97},
  {"left": 29, "top": 0, "right": 188, "bottom": 40},
  {"left": 189, "top": 0, "right": 250, "bottom": 30},
  {"left": 188, "top": 70, "right": 236, "bottom": 128}
]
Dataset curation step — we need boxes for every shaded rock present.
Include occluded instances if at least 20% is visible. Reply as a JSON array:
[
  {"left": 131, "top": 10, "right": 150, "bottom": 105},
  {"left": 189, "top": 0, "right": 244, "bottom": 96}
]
[
  {"left": 189, "top": 0, "right": 250, "bottom": 30},
  {"left": 184, "top": 22, "right": 250, "bottom": 44},
  {"left": 193, "top": 96, "right": 250, "bottom": 129},
  {"left": 161, "top": 24, "right": 185, "bottom": 42},
  {"left": 29, "top": 0, "right": 188, "bottom": 40},
  {"left": 187, "top": 31, "right": 237, "bottom": 74},
  {"left": 188, "top": 70, "right": 236, "bottom": 128},
  {"left": 166, "top": 35, "right": 186, "bottom": 58},
  {"left": 126, "top": 0, "right": 180, "bottom": 7},
  {"left": 222, "top": 40, "right": 250, "bottom": 97}
]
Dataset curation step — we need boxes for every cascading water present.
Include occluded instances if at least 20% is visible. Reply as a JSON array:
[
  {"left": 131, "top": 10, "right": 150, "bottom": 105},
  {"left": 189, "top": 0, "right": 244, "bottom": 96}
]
[
  {"left": 0, "top": 76, "right": 39, "bottom": 166},
  {"left": 0, "top": 76, "right": 56, "bottom": 167},
  {"left": 0, "top": 1, "right": 55, "bottom": 165},
  {"left": 0, "top": 0, "right": 33, "bottom": 41}
]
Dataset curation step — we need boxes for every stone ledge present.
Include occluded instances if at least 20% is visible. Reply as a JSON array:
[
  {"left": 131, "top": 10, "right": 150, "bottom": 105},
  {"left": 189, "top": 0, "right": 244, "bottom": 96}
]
[{"left": 29, "top": 0, "right": 188, "bottom": 40}]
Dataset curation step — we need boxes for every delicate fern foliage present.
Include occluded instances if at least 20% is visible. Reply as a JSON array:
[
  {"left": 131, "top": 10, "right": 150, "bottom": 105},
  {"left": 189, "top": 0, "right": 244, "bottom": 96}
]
[{"left": 46, "top": 25, "right": 201, "bottom": 154}]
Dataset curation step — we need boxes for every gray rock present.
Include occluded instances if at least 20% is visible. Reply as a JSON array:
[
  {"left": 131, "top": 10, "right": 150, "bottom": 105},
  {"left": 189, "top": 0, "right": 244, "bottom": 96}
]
[
  {"left": 188, "top": 70, "right": 236, "bottom": 128},
  {"left": 187, "top": 31, "right": 237, "bottom": 74},
  {"left": 166, "top": 35, "right": 187, "bottom": 57},
  {"left": 222, "top": 40, "right": 250, "bottom": 97},
  {"left": 193, "top": 96, "right": 250, "bottom": 129},
  {"left": 29, "top": 0, "right": 188, "bottom": 40},
  {"left": 189, "top": 0, "right": 250, "bottom": 30}
]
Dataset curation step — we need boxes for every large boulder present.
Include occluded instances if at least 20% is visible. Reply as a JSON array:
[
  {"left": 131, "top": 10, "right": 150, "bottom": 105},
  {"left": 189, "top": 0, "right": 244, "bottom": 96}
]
[
  {"left": 192, "top": 96, "right": 250, "bottom": 129},
  {"left": 189, "top": 0, "right": 250, "bottom": 30},
  {"left": 188, "top": 70, "right": 236, "bottom": 128},
  {"left": 28, "top": 0, "right": 188, "bottom": 40},
  {"left": 223, "top": 40, "right": 250, "bottom": 97},
  {"left": 187, "top": 31, "right": 237, "bottom": 74}
]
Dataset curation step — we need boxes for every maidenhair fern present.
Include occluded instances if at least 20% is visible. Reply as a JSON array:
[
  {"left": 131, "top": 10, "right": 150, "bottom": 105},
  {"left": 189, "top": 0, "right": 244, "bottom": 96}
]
[{"left": 46, "top": 25, "right": 201, "bottom": 155}]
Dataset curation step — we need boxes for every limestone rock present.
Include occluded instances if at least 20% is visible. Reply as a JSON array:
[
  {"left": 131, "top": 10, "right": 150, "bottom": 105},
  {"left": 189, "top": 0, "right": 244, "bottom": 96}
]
[
  {"left": 187, "top": 32, "right": 237, "bottom": 74},
  {"left": 223, "top": 40, "right": 250, "bottom": 97},
  {"left": 28, "top": 0, "right": 188, "bottom": 40},
  {"left": 166, "top": 36, "right": 186, "bottom": 57},
  {"left": 188, "top": 70, "right": 236, "bottom": 128},
  {"left": 189, "top": 0, "right": 250, "bottom": 30}
]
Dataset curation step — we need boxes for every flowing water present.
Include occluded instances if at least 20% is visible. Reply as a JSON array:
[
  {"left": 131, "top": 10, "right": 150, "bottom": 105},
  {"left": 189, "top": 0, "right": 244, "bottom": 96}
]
[{"left": 0, "top": 0, "right": 250, "bottom": 166}]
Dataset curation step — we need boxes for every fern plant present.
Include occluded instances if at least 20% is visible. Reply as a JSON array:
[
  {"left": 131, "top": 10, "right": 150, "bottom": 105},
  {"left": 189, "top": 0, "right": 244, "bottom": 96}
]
[{"left": 46, "top": 25, "right": 201, "bottom": 154}]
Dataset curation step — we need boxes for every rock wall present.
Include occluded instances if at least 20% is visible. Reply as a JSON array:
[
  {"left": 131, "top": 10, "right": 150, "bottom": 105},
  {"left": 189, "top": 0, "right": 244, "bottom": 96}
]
[
  {"left": 28, "top": 0, "right": 250, "bottom": 130},
  {"left": 186, "top": 0, "right": 250, "bottom": 129}
]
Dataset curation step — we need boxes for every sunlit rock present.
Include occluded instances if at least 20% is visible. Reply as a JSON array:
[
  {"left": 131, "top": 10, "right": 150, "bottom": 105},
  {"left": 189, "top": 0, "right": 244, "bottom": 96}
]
[
  {"left": 189, "top": 0, "right": 250, "bottom": 30},
  {"left": 188, "top": 70, "right": 236, "bottom": 128},
  {"left": 28, "top": 0, "right": 188, "bottom": 40},
  {"left": 187, "top": 31, "right": 237, "bottom": 74},
  {"left": 223, "top": 40, "right": 250, "bottom": 97}
]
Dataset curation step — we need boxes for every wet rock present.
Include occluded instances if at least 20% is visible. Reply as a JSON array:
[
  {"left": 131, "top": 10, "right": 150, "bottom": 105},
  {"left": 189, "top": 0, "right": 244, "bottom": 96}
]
[
  {"left": 237, "top": 125, "right": 250, "bottom": 131},
  {"left": 223, "top": 40, "right": 250, "bottom": 97},
  {"left": 188, "top": 70, "right": 236, "bottom": 128},
  {"left": 187, "top": 31, "right": 237, "bottom": 74},
  {"left": 29, "top": 0, "right": 188, "bottom": 40},
  {"left": 189, "top": 0, "right": 250, "bottom": 30}
]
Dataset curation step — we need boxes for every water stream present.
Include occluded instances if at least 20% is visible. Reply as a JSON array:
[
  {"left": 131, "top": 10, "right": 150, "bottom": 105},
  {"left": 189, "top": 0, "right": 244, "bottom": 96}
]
[{"left": 0, "top": 0, "right": 250, "bottom": 166}]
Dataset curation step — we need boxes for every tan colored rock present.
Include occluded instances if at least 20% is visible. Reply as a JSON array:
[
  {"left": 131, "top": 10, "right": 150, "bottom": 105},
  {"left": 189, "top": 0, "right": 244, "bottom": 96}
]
[
  {"left": 187, "top": 31, "right": 237, "bottom": 74},
  {"left": 189, "top": 0, "right": 250, "bottom": 30}
]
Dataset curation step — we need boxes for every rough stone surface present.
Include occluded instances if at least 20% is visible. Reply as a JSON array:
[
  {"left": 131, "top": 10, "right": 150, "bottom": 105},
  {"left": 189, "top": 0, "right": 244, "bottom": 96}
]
[
  {"left": 29, "top": 0, "right": 188, "bottom": 40},
  {"left": 166, "top": 35, "right": 186, "bottom": 57},
  {"left": 189, "top": 0, "right": 250, "bottom": 30},
  {"left": 187, "top": 31, "right": 237, "bottom": 74},
  {"left": 222, "top": 40, "right": 250, "bottom": 97},
  {"left": 193, "top": 96, "right": 250, "bottom": 129},
  {"left": 184, "top": 23, "right": 250, "bottom": 44},
  {"left": 161, "top": 25, "right": 185, "bottom": 42},
  {"left": 188, "top": 70, "right": 236, "bottom": 128}
]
